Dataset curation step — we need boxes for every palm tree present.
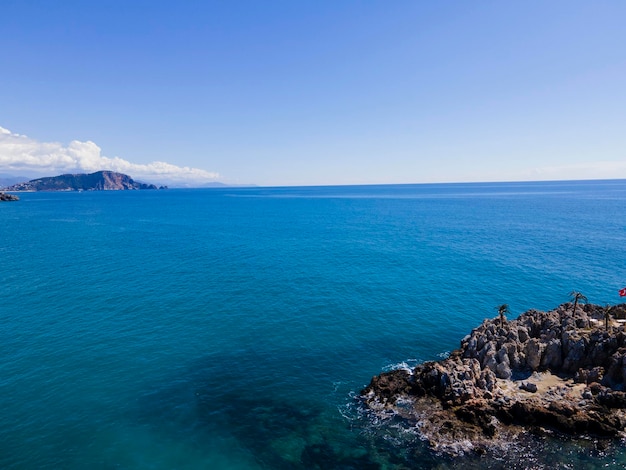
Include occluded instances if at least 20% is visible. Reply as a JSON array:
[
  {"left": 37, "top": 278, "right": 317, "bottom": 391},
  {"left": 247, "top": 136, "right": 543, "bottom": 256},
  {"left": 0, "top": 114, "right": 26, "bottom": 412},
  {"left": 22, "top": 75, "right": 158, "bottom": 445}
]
[
  {"left": 496, "top": 304, "right": 510, "bottom": 328},
  {"left": 569, "top": 291, "right": 588, "bottom": 315}
]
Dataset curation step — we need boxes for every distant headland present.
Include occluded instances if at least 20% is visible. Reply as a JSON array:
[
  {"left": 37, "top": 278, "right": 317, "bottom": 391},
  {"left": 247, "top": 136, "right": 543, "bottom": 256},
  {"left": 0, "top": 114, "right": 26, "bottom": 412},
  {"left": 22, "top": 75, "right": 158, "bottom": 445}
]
[
  {"left": 3, "top": 171, "right": 166, "bottom": 192},
  {"left": 362, "top": 301, "right": 626, "bottom": 456}
]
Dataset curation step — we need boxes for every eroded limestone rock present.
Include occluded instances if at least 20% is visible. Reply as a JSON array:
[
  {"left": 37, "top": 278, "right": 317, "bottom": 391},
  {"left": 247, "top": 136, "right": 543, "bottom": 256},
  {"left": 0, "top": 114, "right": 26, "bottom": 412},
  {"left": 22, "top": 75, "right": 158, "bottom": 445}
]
[{"left": 361, "top": 303, "right": 626, "bottom": 456}]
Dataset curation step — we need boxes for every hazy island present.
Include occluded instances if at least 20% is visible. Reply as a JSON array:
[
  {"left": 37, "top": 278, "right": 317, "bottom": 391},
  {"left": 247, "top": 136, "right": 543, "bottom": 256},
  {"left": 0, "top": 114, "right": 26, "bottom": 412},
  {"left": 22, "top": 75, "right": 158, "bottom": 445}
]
[
  {"left": 362, "top": 300, "right": 626, "bottom": 456},
  {"left": 3, "top": 170, "right": 166, "bottom": 192}
]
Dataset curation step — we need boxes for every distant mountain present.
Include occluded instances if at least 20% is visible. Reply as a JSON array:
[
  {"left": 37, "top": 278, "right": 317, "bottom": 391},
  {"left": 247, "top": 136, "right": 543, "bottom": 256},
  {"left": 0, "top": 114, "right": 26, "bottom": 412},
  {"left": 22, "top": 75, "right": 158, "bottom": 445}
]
[
  {"left": 4, "top": 171, "right": 163, "bottom": 191},
  {"left": 0, "top": 175, "right": 30, "bottom": 189}
]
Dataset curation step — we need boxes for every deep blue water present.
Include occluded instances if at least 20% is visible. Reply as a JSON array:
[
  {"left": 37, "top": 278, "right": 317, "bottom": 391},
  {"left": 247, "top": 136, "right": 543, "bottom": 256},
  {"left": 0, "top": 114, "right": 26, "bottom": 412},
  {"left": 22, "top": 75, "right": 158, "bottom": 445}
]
[{"left": 1, "top": 180, "right": 626, "bottom": 469}]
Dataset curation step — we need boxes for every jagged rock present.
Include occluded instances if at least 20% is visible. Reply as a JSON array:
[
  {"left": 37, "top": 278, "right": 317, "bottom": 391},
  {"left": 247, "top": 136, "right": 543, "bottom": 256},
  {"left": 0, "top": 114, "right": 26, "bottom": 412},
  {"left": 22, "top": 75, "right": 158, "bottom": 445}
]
[
  {"left": 365, "top": 369, "right": 412, "bottom": 403},
  {"left": 517, "top": 325, "right": 529, "bottom": 343},
  {"left": 496, "top": 362, "right": 512, "bottom": 380},
  {"left": 0, "top": 192, "right": 19, "bottom": 201},
  {"left": 588, "top": 382, "right": 604, "bottom": 395},
  {"left": 361, "top": 303, "right": 626, "bottom": 456},
  {"left": 525, "top": 338, "right": 544, "bottom": 370},
  {"left": 520, "top": 382, "right": 538, "bottom": 393},
  {"left": 597, "top": 390, "right": 626, "bottom": 408},
  {"left": 542, "top": 338, "right": 562, "bottom": 369},
  {"left": 575, "top": 366, "right": 604, "bottom": 384}
]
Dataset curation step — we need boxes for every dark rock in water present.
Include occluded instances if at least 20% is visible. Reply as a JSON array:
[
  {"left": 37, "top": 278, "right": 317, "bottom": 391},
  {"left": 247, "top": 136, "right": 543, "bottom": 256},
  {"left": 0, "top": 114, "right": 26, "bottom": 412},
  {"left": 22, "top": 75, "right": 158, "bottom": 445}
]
[
  {"left": 361, "top": 303, "right": 626, "bottom": 455},
  {"left": 4, "top": 170, "right": 159, "bottom": 191},
  {"left": 0, "top": 192, "right": 19, "bottom": 201}
]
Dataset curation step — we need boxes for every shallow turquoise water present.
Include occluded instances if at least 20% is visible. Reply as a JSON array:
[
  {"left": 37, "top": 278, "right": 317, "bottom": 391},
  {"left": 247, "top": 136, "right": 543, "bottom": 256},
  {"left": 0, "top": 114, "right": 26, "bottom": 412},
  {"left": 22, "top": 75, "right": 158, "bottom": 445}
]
[{"left": 1, "top": 180, "right": 626, "bottom": 468}]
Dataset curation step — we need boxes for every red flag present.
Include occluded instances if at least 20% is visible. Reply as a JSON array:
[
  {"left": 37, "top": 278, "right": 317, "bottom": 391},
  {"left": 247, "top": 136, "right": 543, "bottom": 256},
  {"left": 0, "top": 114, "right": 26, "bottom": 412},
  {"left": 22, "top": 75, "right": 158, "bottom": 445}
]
[{"left": 620, "top": 287, "right": 626, "bottom": 297}]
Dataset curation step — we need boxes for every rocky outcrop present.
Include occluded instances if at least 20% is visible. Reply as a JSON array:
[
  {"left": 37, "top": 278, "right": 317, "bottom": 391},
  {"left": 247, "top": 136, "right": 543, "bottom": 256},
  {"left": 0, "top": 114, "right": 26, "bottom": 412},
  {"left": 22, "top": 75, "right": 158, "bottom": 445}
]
[
  {"left": 361, "top": 303, "right": 626, "bottom": 455},
  {"left": 0, "top": 192, "right": 19, "bottom": 201},
  {"left": 4, "top": 171, "right": 163, "bottom": 191}
]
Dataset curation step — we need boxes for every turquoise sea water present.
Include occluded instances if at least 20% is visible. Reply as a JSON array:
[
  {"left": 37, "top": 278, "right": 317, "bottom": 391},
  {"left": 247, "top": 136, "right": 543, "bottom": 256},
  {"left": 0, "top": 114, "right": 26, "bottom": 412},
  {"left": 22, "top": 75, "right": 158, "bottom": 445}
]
[{"left": 1, "top": 180, "right": 626, "bottom": 469}]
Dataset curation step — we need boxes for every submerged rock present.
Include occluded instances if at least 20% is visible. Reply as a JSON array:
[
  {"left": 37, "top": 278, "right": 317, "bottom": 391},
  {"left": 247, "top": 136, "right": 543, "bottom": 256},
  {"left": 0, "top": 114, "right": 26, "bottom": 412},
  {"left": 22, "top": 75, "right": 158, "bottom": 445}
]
[{"left": 361, "top": 303, "right": 626, "bottom": 455}]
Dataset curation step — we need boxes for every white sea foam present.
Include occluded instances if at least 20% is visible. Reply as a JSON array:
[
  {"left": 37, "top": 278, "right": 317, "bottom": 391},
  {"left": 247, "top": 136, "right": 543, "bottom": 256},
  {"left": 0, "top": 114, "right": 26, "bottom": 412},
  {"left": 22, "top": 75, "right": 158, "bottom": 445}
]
[{"left": 382, "top": 359, "right": 420, "bottom": 374}]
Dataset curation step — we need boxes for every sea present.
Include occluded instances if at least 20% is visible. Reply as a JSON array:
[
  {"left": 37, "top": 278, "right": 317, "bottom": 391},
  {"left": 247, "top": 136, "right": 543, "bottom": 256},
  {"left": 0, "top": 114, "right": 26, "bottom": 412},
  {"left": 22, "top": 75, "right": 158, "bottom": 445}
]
[{"left": 1, "top": 180, "right": 625, "bottom": 469}]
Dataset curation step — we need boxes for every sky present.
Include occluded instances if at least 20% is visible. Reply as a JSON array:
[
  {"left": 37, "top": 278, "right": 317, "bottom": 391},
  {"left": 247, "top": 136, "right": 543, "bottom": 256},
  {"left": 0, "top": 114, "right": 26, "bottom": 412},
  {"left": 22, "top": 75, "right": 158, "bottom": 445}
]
[{"left": 1, "top": 0, "right": 625, "bottom": 187}]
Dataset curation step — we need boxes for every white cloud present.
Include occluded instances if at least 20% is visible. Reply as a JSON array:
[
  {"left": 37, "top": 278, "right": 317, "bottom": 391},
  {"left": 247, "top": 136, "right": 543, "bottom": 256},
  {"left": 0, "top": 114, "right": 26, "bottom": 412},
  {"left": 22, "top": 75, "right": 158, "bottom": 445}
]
[{"left": 0, "top": 126, "right": 220, "bottom": 186}]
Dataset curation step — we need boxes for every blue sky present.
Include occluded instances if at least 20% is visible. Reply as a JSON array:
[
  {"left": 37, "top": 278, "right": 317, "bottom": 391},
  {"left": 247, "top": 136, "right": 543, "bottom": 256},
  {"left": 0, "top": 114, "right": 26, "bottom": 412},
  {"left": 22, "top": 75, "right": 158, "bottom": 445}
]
[{"left": 1, "top": 1, "right": 625, "bottom": 186}]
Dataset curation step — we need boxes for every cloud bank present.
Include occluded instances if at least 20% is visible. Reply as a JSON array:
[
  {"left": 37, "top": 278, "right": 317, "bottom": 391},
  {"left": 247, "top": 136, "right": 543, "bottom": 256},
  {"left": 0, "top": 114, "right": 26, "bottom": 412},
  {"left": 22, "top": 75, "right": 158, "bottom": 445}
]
[{"left": 0, "top": 126, "right": 220, "bottom": 186}]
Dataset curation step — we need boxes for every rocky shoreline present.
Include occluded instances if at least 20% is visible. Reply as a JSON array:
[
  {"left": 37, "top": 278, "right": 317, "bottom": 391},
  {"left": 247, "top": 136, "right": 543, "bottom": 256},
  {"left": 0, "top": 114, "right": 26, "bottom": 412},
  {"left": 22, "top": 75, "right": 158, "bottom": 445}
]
[
  {"left": 0, "top": 192, "right": 19, "bottom": 201},
  {"left": 361, "top": 303, "right": 626, "bottom": 455}
]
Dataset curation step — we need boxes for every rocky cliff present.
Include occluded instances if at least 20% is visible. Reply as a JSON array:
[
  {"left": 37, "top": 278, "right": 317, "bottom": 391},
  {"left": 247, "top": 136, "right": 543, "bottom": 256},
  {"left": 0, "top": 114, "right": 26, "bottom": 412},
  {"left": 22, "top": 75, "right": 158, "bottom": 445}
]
[
  {"left": 5, "top": 171, "right": 161, "bottom": 191},
  {"left": 361, "top": 303, "right": 626, "bottom": 455}
]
